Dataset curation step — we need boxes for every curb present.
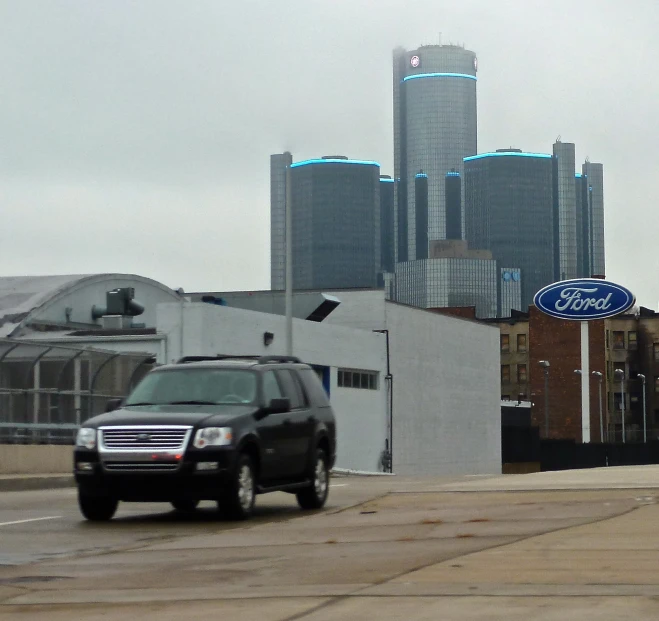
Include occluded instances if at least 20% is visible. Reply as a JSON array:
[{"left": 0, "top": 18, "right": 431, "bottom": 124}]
[{"left": 0, "top": 475, "right": 75, "bottom": 492}]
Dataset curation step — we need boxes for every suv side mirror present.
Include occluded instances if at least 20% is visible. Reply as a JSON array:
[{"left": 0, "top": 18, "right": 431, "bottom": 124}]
[
  {"left": 268, "top": 397, "right": 291, "bottom": 414},
  {"left": 105, "top": 398, "right": 123, "bottom": 413}
]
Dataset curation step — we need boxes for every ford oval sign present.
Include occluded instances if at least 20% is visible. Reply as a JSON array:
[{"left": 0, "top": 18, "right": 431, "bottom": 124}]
[{"left": 533, "top": 279, "right": 635, "bottom": 321}]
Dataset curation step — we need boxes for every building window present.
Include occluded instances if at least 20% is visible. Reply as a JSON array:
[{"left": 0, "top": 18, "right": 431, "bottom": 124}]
[
  {"left": 500, "top": 334, "right": 510, "bottom": 353},
  {"left": 517, "top": 333, "right": 527, "bottom": 353},
  {"left": 501, "top": 394, "right": 510, "bottom": 400},
  {"left": 654, "top": 344, "right": 659, "bottom": 362},
  {"left": 337, "top": 369, "right": 378, "bottom": 390},
  {"left": 517, "top": 364, "right": 527, "bottom": 383},
  {"left": 606, "top": 330, "right": 610, "bottom": 349},
  {"left": 612, "top": 331, "right": 625, "bottom": 349},
  {"left": 501, "top": 365, "right": 511, "bottom": 383},
  {"left": 628, "top": 331, "right": 637, "bottom": 351},
  {"left": 655, "top": 377, "right": 659, "bottom": 394}
]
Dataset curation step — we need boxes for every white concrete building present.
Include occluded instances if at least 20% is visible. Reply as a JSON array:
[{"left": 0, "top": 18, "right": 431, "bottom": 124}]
[{"left": 0, "top": 276, "right": 501, "bottom": 475}]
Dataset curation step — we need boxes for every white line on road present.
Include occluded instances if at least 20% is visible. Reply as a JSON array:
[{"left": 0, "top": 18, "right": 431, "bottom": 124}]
[
  {"left": 330, "top": 483, "right": 348, "bottom": 488},
  {"left": 0, "top": 516, "right": 62, "bottom": 528}
]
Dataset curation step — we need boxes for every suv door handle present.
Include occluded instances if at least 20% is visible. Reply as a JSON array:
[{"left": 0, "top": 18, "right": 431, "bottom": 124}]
[
  {"left": 307, "top": 416, "right": 316, "bottom": 422},
  {"left": 283, "top": 419, "right": 292, "bottom": 426}
]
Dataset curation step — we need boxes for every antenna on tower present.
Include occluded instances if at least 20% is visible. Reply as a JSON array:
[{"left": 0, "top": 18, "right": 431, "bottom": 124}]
[
  {"left": 556, "top": 135, "right": 561, "bottom": 143},
  {"left": 439, "top": 32, "right": 442, "bottom": 45},
  {"left": 585, "top": 155, "right": 590, "bottom": 163}
]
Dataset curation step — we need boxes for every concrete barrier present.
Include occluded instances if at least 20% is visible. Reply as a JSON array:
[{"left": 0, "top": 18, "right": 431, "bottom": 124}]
[{"left": 0, "top": 445, "right": 72, "bottom": 475}]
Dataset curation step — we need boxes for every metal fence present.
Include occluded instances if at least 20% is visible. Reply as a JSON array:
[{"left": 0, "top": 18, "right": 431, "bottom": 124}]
[{"left": 0, "top": 339, "right": 156, "bottom": 444}]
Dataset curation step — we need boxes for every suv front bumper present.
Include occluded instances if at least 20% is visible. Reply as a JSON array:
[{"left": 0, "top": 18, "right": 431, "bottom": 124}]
[{"left": 74, "top": 450, "right": 235, "bottom": 501}]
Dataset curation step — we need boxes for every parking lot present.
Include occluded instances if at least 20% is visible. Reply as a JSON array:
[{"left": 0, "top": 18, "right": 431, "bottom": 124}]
[{"left": 1, "top": 468, "right": 659, "bottom": 620}]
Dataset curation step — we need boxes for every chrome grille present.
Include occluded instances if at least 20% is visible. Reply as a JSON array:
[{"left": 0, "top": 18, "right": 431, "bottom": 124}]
[
  {"left": 104, "top": 462, "right": 180, "bottom": 472},
  {"left": 100, "top": 426, "right": 191, "bottom": 450}
]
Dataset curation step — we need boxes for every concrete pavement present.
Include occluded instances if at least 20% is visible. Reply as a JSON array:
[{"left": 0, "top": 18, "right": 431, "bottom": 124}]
[{"left": 0, "top": 467, "right": 658, "bottom": 619}]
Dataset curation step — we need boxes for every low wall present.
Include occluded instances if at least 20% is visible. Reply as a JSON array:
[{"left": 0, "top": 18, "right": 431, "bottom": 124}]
[{"left": 0, "top": 445, "right": 72, "bottom": 475}]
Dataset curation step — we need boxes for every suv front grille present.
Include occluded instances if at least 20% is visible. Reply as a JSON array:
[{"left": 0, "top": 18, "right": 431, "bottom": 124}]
[{"left": 100, "top": 427, "right": 191, "bottom": 451}]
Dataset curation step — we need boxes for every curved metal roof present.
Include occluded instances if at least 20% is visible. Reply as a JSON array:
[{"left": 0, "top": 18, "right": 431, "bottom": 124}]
[{"left": 0, "top": 274, "right": 179, "bottom": 338}]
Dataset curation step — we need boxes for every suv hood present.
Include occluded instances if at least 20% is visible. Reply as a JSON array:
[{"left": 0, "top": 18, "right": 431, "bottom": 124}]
[{"left": 85, "top": 404, "right": 259, "bottom": 428}]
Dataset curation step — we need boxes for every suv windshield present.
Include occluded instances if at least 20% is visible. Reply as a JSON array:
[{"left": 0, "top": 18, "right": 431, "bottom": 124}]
[{"left": 125, "top": 368, "right": 257, "bottom": 406}]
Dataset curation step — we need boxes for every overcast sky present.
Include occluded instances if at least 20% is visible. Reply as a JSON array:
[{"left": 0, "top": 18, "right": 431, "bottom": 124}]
[{"left": 1, "top": 0, "right": 658, "bottom": 306}]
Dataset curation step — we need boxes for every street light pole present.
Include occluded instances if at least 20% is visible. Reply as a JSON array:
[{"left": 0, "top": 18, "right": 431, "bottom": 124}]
[
  {"left": 539, "top": 360, "right": 550, "bottom": 438},
  {"left": 638, "top": 373, "right": 647, "bottom": 443},
  {"left": 591, "top": 371, "right": 604, "bottom": 443},
  {"left": 615, "top": 368, "right": 625, "bottom": 443}
]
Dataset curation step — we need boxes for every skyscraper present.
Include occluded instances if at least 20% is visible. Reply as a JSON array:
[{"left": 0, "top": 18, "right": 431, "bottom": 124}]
[
  {"left": 582, "top": 161, "right": 605, "bottom": 277},
  {"left": 552, "top": 140, "right": 578, "bottom": 281},
  {"left": 270, "top": 154, "right": 381, "bottom": 290},
  {"left": 464, "top": 150, "right": 555, "bottom": 310},
  {"left": 393, "top": 44, "right": 478, "bottom": 261},
  {"left": 270, "top": 152, "right": 292, "bottom": 290},
  {"left": 380, "top": 176, "right": 395, "bottom": 274}
]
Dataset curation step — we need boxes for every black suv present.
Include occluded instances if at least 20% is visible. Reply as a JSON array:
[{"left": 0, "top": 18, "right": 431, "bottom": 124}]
[{"left": 74, "top": 355, "right": 336, "bottom": 521}]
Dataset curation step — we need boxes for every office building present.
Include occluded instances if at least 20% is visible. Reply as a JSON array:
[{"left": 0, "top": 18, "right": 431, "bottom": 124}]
[
  {"left": 582, "top": 161, "right": 605, "bottom": 277},
  {"left": 464, "top": 150, "right": 555, "bottom": 310},
  {"left": 393, "top": 44, "right": 478, "bottom": 261},
  {"left": 553, "top": 140, "right": 578, "bottom": 280},
  {"left": 380, "top": 176, "right": 395, "bottom": 274},
  {"left": 395, "top": 240, "right": 513, "bottom": 319},
  {"left": 445, "top": 170, "right": 462, "bottom": 240},
  {"left": 270, "top": 152, "right": 292, "bottom": 290},
  {"left": 269, "top": 154, "right": 381, "bottom": 290}
]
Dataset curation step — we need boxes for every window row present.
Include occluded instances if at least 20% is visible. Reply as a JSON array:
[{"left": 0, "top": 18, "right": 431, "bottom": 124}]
[
  {"left": 500, "top": 333, "right": 527, "bottom": 353},
  {"left": 337, "top": 369, "right": 379, "bottom": 390},
  {"left": 609, "top": 331, "right": 638, "bottom": 350},
  {"left": 501, "top": 364, "right": 527, "bottom": 384}
]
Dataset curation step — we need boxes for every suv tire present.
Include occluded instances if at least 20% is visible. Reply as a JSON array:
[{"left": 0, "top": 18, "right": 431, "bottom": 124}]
[
  {"left": 218, "top": 453, "right": 256, "bottom": 520},
  {"left": 171, "top": 499, "right": 199, "bottom": 513},
  {"left": 296, "top": 448, "right": 329, "bottom": 510},
  {"left": 78, "top": 492, "right": 118, "bottom": 521}
]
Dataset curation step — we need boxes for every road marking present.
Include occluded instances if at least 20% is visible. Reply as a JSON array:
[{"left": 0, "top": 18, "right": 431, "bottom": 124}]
[
  {"left": 330, "top": 483, "right": 348, "bottom": 488},
  {"left": 0, "top": 516, "right": 62, "bottom": 528}
]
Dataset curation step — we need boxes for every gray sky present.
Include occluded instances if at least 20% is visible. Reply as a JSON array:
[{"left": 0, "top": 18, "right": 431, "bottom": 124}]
[{"left": 1, "top": 0, "right": 658, "bottom": 306}]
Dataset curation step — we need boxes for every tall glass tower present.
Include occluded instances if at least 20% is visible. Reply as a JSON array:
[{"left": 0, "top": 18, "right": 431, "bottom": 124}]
[{"left": 393, "top": 44, "right": 477, "bottom": 262}]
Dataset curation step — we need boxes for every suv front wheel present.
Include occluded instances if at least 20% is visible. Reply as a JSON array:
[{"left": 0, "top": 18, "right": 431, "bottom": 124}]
[
  {"left": 218, "top": 453, "right": 256, "bottom": 520},
  {"left": 296, "top": 448, "right": 329, "bottom": 510},
  {"left": 78, "top": 492, "right": 118, "bottom": 521}
]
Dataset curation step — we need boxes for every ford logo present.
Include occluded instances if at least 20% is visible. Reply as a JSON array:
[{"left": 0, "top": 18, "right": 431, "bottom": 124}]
[
  {"left": 136, "top": 433, "right": 151, "bottom": 442},
  {"left": 534, "top": 279, "right": 635, "bottom": 321}
]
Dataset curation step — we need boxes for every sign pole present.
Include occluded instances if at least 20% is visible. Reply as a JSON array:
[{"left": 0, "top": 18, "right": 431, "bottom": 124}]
[{"left": 580, "top": 321, "right": 590, "bottom": 443}]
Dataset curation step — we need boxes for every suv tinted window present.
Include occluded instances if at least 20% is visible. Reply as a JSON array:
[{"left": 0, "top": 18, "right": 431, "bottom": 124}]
[
  {"left": 262, "top": 371, "right": 283, "bottom": 404},
  {"left": 275, "top": 370, "right": 306, "bottom": 409},
  {"left": 299, "top": 368, "right": 330, "bottom": 407}
]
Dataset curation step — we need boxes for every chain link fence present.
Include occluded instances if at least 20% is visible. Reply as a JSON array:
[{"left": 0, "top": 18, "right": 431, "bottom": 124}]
[{"left": 0, "top": 339, "right": 156, "bottom": 445}]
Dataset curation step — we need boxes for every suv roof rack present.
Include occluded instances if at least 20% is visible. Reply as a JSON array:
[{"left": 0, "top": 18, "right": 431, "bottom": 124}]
[
  {"left": 257, "top": 355, "right": 302, "bottom": 364},
  {"left": 176, "top": 355, "right": 260, "bottom": 364}
]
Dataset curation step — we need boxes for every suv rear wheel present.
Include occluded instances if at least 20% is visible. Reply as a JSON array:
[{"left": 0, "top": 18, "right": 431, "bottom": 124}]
[
  {"left": 218, "top": 453, "right": 256, "bottom": 520},
  {"left": 78, "top": 492, "right": 118, "bottom": 521},
  {"left": 296, "top": 448, "right": 329, "bottom": 510}
]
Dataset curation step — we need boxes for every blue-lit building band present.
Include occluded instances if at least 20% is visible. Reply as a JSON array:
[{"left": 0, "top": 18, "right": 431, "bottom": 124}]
[
  {"left": 464, "top": 150, "right": 555, "bottom": 311},
  {"left": 402, "top": 72, "right": 478, "bottom": 82},
  {"left": 464, "top": 152, "right": 552, "bottom": 161},
  {"left": 290, "top": 158, "right": 380, "bottom": 168},
  {"left": 393, "top": 44, "right": 478, "bottom": 264}
]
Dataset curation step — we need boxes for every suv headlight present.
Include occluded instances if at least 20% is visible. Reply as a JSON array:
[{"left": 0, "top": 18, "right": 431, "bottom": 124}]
[
  {"left": 193, "top": 427, "right": 233, "bottom": 448},
  {"left": 76, "top": 428, "right": 97, "bottom": 450}
]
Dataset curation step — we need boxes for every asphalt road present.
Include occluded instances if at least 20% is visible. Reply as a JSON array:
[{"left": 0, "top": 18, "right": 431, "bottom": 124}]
[
  {"left": 2, "top": 468, "right": 659, "bottom": 620},
  {"left": 0, "top": 477, "right": 395, "bottom": 567}
]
